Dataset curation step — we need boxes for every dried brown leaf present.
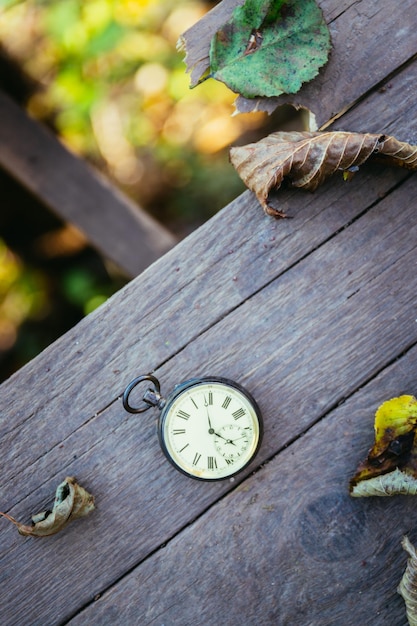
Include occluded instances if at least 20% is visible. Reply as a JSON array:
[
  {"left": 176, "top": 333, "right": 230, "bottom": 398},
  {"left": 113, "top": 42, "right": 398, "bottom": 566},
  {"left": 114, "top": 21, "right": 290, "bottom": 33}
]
[
  {"left": 229, "top": 131, "right": 417, "bottom": 216},
  {"left": 398, "top": 536, "right": 417, "bottom": 626},
  {"left": 0, "top": 476, "right": 94, "bottom": 537}
]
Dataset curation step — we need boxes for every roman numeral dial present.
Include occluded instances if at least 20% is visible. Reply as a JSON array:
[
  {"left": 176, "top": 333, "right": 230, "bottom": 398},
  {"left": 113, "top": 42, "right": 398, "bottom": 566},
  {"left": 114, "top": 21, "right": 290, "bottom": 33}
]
[{"left": 159, "top": 378, "right": 263, "bottom": 481}]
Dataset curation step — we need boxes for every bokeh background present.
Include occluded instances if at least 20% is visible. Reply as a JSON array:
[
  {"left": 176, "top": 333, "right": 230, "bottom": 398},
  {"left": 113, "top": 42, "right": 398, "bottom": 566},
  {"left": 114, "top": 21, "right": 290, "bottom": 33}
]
[{"left": 0, "top": 0, "right": 303, "bottom": 382}]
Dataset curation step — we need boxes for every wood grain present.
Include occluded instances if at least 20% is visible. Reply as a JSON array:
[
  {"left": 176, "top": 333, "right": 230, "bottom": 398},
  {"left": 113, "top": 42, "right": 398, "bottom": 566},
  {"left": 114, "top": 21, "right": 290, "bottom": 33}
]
[
  {"left": 0, "top": 90, "right": 176, "bottom": 277},
  {"left": 181, "top": 0, "right": 417, "bottom": 128},
  {"left": 69, "top": 345, "right": 417, "bottom": 626},
  {"left": 0, "top": 159, "right": 408, "bottom": 507},
  {"left": 3, "top": 48, "right": 417, "bottom": 465},
  {"left": 2, "top": 3, "right": 417, "bottom": 624},
  {"left": 1, "top": 161, "right": 417, "bottom": 623}
]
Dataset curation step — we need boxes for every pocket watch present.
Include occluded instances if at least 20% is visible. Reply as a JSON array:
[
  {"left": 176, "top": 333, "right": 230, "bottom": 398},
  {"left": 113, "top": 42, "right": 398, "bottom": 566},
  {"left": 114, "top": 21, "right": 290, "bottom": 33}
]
[{"left": 122, "top": 374, "right": 263, "bottom": 481}]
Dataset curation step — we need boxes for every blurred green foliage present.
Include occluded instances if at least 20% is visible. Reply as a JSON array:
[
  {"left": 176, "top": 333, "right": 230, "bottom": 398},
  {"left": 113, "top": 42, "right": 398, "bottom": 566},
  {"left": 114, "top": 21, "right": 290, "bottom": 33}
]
[
  {"left": 0, "top": 238, "right": 46, "bottom": 348},
  {"left": 0, "top": 0, "right": 270, "bottom": 379},
  {"left": 0, "top": 0, "right": 266, "bottom": 230}
]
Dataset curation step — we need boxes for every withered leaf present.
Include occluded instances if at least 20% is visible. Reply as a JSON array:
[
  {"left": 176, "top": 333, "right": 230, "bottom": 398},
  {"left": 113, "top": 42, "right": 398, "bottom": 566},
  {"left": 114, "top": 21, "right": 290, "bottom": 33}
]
[
  {"left": 0, "top": 476, "right": 94, "bottom": 537},
  {"left": 398, "top": 536, "right": 417, "bottom": 626},
  {"left": 350, "top": 396, "right": 417, "bottom": 497},
  {"left": 229, "top": 131, "right": 417, "bottom": 216}
]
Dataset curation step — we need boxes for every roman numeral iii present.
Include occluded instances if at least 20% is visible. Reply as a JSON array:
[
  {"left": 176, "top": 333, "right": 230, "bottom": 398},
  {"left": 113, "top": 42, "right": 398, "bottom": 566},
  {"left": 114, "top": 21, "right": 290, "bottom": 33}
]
[
  {"left": 222, "top": 396, "right": 232, "bottom": 409},
  {"left": 208, "top": 456, "right": 217, "bottom": 470}
]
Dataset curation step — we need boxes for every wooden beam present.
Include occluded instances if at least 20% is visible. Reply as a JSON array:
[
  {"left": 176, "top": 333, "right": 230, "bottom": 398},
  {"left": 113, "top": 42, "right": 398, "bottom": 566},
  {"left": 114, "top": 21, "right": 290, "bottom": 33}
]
[
  {"left": 1, "top": 163, "right": 417, "bottom": 624},
  {"left": 2, "top": 2, "right": 417, "bottom": 624},
  {"left": 0, "top": 90, "right": 177, "bottom": 277},
  {"left": 180, "top": 0, "right": 417, "bottom": 128}
]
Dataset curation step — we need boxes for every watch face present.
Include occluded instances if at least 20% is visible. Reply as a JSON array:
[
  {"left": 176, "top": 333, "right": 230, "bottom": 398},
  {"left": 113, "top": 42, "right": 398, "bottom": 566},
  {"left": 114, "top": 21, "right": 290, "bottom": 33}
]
[{"left": 158, "top": 377, "right": 263, "bottom": 480}]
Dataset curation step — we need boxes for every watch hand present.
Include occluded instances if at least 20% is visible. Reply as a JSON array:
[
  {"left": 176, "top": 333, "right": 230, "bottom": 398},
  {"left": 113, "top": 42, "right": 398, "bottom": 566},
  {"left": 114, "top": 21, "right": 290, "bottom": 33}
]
[
  {"left": 206, "top": 407, "right": 215, "bottom": 434},
  {"left": 228, "top": 435, "right": 248, "bottom": 443},
  {"left": 213, "top": 431, "right": 237, "bottom": 445}
]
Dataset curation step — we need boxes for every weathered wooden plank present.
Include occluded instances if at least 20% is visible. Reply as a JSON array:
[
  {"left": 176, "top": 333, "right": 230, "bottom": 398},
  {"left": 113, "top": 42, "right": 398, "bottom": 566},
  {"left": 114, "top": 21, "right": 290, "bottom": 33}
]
[
  {"left": 4, "top": 40, "right": 417, "bottom": 434},
  {"left": 2, "top": 35, "right": 417, "bottom": 625},
  {"left": 0, "top": 90, "right": 176, "bottom": 277},
  {"left": 179, "top": 0, "right": 241, "bottom": 86},
  {"left": 332, "top": 52, "right": 417, "bottom": 138},
  {"left": 69, "top": 344, "right": 417, "bottom": 626},
  {"left": 1, "top": 161, "right": 417, "bottom": 624},
  {"left": 2, "top": 46, "right": 417, "bottom": 463},
  {"left": 0, "top": 160, "right": 407, "bottom": 504},
  {"left": 181, "top": 0, "right": 417, "bottom": 128}
]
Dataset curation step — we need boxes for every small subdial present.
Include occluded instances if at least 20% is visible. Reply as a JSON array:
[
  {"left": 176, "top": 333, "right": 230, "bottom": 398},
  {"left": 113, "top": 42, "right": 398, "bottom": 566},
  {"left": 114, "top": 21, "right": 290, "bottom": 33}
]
[{"left": 214, "top": 424, "right": 251, "bottom": 460}]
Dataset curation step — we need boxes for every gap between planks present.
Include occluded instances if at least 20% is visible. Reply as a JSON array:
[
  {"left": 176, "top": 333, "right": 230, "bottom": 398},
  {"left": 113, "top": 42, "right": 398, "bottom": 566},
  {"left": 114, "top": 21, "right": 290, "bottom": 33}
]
[
  {"left": 153, "top": 171, "right": 413, "bottom": 374},
  {"left": 320, "top": 51, "right": 417, "bottom": 130},
  {"left": 0, "top": 167, "right": 401, "bottom": 444},
  {"left": 58, "top": 172, "right": 417, "bottom": 622},
  {"left": 8, "top": 170, "right": 411, "bottom": 501},
  {"left": 62, "top": 337, "right": 417, "bottom": 625}
]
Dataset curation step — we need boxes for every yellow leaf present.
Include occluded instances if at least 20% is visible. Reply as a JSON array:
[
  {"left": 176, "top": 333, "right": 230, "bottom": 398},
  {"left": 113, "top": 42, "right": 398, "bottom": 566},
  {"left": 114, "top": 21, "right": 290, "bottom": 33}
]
[
  {"left": 350, "top": 396, "right": 417, "bottom": 497},
  {"left": 374, "top": 395, "right": 417, "bottom": 452}
]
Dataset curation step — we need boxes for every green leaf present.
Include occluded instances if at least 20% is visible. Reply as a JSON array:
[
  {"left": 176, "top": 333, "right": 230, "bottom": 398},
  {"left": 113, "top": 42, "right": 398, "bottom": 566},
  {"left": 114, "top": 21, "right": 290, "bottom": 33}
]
[{"left": 208, "top": 0, "right": 331, "bottom": 98}]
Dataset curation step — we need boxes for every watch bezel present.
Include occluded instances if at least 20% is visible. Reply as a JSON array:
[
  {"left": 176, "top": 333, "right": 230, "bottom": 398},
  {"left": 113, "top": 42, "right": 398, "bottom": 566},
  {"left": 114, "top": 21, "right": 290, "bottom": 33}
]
[{"left": 157, "top": 376, "right": 263, "bottom": 481}]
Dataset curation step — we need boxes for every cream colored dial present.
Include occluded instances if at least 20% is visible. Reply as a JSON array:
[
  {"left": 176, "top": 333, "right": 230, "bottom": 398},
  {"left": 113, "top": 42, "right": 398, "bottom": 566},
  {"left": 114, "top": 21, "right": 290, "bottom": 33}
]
[{"left": 159, "top": 379, "right": 262, "bottom": 480}]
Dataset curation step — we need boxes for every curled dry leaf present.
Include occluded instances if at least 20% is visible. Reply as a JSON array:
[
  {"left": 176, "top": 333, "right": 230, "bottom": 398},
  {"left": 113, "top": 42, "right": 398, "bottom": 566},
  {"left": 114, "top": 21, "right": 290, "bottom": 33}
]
[
  {"left": 349, "top": 396, "right": 417, "bottom": 497},
  {"left": 398, "top": 536, "right": 417, "bottom": 626},
  {"left": 229, "top": 131, "right": 417, "bottom": 216},
  {"left": 0, "top": 476, "right": 94, "bottom": 537}
]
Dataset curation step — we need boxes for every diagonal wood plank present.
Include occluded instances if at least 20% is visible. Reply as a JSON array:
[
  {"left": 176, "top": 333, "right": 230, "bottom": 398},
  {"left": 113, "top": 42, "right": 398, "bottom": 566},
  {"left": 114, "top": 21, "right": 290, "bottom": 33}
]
[
  {"left": 68, "top": 345, "right": 417, "bottom": 626},
  {"left": 2, "top": 5, "right": 417, "bottom": 623},
  {"left": 3, "top": 47, "right": 417, "bottom": 473},
  {"left": 0, "top": 157, "right": 408, "bottom": 506},
  {"left": 0, "top": 90, "right": 176, "bottom": 277},
  {"left": 181, "top": 0, "right": 417, "bottom": 128},
  {"left": 1, "top": 150, "right": 417, "bottom": 624}
]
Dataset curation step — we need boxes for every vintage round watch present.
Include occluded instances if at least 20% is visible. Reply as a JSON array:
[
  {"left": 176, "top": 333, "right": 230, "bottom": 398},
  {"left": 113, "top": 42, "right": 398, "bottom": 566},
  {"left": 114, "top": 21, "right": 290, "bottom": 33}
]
[{"left": 122, "top": 374, "right": 263, "bottom": 481}]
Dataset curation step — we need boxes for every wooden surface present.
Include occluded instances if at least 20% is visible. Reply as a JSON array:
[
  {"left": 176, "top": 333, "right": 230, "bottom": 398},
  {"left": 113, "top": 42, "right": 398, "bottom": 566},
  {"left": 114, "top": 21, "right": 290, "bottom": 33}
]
[
  {"left": 1, "top": 1, "right": 417, "bottom": 624},
  {"left": 0, "top": 90, "right": 176, "bottom": 277},
  {"left": 182, "top": 0, "right": 417, "bottom": 127}
]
